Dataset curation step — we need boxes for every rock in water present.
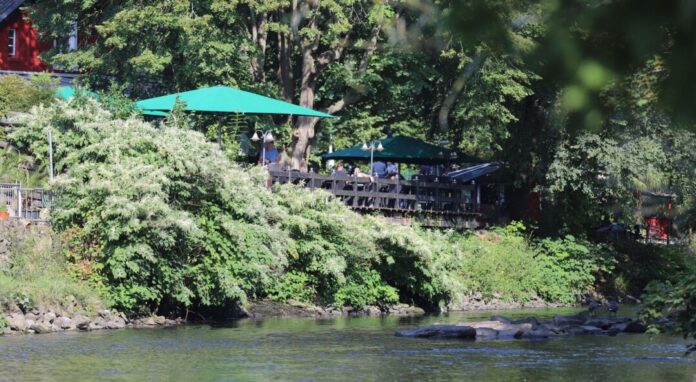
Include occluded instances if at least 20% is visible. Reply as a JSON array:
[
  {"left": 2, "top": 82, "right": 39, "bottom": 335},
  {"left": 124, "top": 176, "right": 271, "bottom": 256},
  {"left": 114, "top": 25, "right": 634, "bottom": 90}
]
[
  {"left": 490, "top": 315, "right": 512, "bottom": 324},
  {"left": 511, "top": 317, "right": 541, "bottom": 328},
  {"left": 553, "top": 314, "right": 586, "bottom": 326},
  {"left": 395, "top": 325, "right": 477, "bottom": 340},
  {"left": 623, "top": 321, "right": 648, "bottom": 333},
  {"left": 475, "top": 327, "right": 499, "bottom": 339}
]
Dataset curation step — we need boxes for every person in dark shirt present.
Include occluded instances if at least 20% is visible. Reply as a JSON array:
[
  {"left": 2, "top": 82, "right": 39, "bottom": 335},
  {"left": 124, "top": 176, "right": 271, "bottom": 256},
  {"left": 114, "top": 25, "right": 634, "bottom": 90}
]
[
  {"left": 372, "top": 161, "right": 387, "bottom": 177},
  {"left": 419, "top": 164, "right": 432, "bottom": 176},
  {"left": 334, "top": 163, "right": 347, "bottom": 176}
]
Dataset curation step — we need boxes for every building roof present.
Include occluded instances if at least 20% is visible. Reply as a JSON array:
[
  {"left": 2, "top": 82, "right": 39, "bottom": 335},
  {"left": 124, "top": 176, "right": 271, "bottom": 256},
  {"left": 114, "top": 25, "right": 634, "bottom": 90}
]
[{"left": 0, "top": 0, "right": 24, "bottom": 22}]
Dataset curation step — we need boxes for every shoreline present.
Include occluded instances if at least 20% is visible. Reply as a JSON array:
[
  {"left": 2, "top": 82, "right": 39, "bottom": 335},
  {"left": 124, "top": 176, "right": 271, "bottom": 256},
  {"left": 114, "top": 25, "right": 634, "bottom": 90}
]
[
  {"left": 0, "top": 298, "right": 589, "bottom": 337},
  {"left": 0, "top": 300, "right": 428, "bottom": 336}
]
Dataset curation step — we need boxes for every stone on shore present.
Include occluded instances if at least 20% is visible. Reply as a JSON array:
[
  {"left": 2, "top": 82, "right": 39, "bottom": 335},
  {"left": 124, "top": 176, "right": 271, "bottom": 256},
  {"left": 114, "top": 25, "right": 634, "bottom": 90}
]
[
  {"left": 7, "top": 313, "right": 26, "bottom": 332},
  {"left": 106, "top": 318, "right": 127, "bottom": 329},
  {"left": 30, "top": 321, "right": 53, "bottom": 334},
  {"left": 54, "top": 316, "right": 74, "bottom": 330},
  {"left": 73, "top": 315, "right": 91, "bottom": 331}
]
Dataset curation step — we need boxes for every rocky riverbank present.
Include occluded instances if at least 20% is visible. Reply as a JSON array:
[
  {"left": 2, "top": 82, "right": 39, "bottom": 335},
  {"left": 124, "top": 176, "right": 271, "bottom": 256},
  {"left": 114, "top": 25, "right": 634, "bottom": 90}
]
[
  {"left": 448, "top": 292, "right": 570, "bottom": 311},
  {"left": 1, "top": 302, "right": 181, "bottom": 336},
  {"left": 1, "top": 299, "right": 425, "bottom": 336},
  {"left": 241, "top": 300, "right": 425, "bottom": 319},
  {"left": 395, "top": 312, "right": 648, "bottom": 341}
]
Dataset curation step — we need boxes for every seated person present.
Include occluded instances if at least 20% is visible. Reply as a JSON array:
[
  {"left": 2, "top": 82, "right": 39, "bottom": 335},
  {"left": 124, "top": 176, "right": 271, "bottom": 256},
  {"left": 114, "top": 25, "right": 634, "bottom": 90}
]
[
  {"left": 372, "top": 161, "right": 387, "bottom": 177},
  {"left": 352, "top": 166, "right": 374, "bottom": 206},
  {"left": 334, "top": 163, "right": 348, "bottom": 176},
  {"left": 260, "top": 141, "right": 279, "bottom": 164},
  {"left": 353, "top": 166, "right": 373, "bottom": 181},
  {"left": 386, "top": 162, "right": 397, "bottom": 177}
]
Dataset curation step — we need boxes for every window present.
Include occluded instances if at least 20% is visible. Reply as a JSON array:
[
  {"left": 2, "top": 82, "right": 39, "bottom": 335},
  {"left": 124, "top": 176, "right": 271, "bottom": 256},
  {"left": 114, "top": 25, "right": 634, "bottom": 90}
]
[
  {"left": 8, "top": 29, "right": 16, "bottom": 56},
  {"left": 68, "top": 22, "right": 77, "bottom": 51}
]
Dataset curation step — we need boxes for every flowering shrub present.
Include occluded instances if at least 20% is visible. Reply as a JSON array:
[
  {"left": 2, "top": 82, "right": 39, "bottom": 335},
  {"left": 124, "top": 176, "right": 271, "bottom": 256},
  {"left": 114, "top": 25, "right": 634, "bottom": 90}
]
[{"left": 9, "top": 100, "right": 618, "bottom": 316}]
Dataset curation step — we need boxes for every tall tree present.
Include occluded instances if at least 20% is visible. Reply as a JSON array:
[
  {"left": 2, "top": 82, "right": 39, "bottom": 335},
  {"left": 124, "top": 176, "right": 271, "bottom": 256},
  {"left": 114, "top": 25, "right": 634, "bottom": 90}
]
[{"left": 28, "top": 0, "right": 395, "bottom": 170}]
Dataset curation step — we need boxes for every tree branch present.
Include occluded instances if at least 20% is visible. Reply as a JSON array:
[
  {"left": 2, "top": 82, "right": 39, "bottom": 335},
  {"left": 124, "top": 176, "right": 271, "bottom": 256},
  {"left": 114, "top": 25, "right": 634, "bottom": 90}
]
[
  {"left": 325, "top": 22, "right": 382, "bottom": 115},
  {"left": 437, "top": 53, "right": 488, "bottom": 131}
]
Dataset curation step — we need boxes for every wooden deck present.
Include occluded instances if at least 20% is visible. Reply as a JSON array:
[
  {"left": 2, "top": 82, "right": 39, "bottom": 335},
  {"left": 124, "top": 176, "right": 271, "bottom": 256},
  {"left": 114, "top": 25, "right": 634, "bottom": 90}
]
[{"left": 269, "top": 170, "right": 498, "bottom": 228}]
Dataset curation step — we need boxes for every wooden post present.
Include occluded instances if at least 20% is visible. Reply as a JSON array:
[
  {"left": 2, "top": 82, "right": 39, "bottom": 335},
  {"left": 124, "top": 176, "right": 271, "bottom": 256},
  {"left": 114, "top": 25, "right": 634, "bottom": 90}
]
[
  {"left": 396, "top": 177, "right": 401, "bottom": 210},
  {"left": 352, "top": 175, "right": 358, "bottom": 207}
]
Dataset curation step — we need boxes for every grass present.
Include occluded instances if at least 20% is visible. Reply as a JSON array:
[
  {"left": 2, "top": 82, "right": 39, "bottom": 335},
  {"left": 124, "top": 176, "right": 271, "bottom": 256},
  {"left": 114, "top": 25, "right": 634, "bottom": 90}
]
[{"left": 0, "top": 233, "right": 104, "bottom": 315}]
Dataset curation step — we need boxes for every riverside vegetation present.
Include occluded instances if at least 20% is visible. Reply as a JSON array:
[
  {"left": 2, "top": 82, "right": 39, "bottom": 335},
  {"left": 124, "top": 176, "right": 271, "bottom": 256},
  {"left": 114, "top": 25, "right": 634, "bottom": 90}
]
[{"left": 1, "top": 96, "right": 693, "bottom": 334}]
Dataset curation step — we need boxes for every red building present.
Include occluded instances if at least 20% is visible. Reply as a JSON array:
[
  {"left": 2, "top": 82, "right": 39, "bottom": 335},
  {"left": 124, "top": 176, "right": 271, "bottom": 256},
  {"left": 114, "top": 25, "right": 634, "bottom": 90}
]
[{"left": 0, "top": 0, "right": 78, "bottom": 84}]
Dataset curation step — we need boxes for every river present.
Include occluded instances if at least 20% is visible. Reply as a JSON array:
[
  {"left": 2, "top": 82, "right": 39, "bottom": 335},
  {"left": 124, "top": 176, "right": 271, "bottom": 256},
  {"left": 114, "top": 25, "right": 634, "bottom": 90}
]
[{"left": 0, "top": 308, "right": 694, "bottom": 381}]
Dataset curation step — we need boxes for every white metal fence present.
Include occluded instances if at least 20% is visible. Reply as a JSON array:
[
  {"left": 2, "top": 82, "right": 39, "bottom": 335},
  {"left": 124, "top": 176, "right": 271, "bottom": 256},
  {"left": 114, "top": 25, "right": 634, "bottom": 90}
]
[{"left": 0, "top": 183, "right": 52, "bottom": 221}]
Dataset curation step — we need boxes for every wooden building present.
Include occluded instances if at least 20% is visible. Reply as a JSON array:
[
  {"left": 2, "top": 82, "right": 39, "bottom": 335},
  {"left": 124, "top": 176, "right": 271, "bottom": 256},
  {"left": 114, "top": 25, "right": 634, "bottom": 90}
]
[{"left": 0, "top": 0, "right": 78, "bottom": 84}]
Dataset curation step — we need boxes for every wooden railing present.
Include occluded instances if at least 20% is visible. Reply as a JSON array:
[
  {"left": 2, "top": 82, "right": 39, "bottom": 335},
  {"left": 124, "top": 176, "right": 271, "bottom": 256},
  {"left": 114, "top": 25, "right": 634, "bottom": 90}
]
[{"left": 269, "top": 170, "right": 493, "bottom": 217}]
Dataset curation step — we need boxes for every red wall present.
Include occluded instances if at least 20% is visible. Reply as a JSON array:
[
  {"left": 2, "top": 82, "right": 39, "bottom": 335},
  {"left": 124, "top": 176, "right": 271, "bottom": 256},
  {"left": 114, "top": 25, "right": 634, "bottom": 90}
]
[{"left": 0, "top": 10, "right": 51, "bottom": 72}]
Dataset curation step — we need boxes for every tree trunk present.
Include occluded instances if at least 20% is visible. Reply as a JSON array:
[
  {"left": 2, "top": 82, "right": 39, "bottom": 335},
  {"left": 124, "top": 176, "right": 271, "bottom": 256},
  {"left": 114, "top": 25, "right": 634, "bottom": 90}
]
[
  {"left": 250, "top": 11, "right": 267, "bottom": 82},
  {"left": 289, "top": 19, "right": 382, "bottom": 170},
  {"left": 290, "top": 24, "right": 320, "bottom": 171}
]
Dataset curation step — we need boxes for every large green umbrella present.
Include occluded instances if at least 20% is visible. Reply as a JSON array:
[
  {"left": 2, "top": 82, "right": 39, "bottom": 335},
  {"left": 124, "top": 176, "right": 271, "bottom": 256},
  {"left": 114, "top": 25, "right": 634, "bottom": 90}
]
[
  {"left": 136, "top": 85, "right": 334, "bottom": 118},
  {"left": 323, "top": 136, "right": 482, "bottom": 165}
]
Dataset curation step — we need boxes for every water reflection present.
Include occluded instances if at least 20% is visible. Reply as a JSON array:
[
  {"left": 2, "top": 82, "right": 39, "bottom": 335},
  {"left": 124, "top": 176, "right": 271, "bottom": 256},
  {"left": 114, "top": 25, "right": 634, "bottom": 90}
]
[{"left": 0, "top": 308, "right": 694, "bottom": 381}]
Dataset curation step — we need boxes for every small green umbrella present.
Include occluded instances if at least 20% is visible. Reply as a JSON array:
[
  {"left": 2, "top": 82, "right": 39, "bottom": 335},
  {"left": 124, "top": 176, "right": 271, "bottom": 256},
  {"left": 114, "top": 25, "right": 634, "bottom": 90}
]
[
  {"left": 55, "top": 86, "right": 98, "bottom": 101},
  {"left": 323, "top": 136, "right": 482, "bottom": 165},
  {"left": 136, "top": 85, "right": 334, "bottom": 118}
]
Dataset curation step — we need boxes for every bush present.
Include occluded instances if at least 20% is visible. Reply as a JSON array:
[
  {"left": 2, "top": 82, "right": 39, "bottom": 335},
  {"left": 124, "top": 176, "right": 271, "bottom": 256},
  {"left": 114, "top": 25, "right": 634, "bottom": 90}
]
[
  {"left": 534, "top": 235, "right": 616, "bottom": 303},
  {"left": 640, "top": 273, "right": 696, "bottom": 354},
  {"left": 268, "top": 271, "right": 318, "bottom": 303},
  {"left": 274, "top": 184, "right": 449, "bottom": 309},
  {"left": 0, "top": 74, "right": 57, "bottom": 116},
  {"left": 613, "top": 241, "right": 694, "bottom": 296},
  {"left": 334, "top": 269, "right": 399, "bottom": 309}
]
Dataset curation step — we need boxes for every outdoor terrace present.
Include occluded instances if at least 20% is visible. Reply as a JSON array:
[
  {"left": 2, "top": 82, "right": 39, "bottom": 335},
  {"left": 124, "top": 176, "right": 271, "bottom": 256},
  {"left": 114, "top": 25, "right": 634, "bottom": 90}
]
[{"left": 269, "top": 170, "right": 500, "bottom": 228}]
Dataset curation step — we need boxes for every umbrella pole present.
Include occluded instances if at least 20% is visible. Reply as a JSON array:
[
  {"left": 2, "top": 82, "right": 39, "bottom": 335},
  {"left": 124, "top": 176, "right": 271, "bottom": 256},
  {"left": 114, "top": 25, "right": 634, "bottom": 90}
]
[
  {"left": 370, "top": 147, "right": 374, "bottom": 175},
  {"left": 217, "top": 115, "right": 223, "bottom": 148}
]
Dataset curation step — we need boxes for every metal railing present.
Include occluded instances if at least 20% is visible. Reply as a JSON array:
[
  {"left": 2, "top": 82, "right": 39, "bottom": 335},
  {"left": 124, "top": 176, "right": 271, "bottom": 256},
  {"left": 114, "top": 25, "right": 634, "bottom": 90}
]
[{"left": 0, "top": 183, "right": 52, "bottom": 221}]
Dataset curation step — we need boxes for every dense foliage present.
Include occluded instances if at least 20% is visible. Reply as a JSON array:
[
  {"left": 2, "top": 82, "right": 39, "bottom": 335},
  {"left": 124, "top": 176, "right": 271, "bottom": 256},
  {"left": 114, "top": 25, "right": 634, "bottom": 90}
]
[
  {"left": 6, "top": 100, "right": 626, "bottom": 317},
  {"left": 0, "top": 74, "right": 57, "bottom": 117},
  {"left": 11, "top": 3, "right": 696, "bottom": 346}
]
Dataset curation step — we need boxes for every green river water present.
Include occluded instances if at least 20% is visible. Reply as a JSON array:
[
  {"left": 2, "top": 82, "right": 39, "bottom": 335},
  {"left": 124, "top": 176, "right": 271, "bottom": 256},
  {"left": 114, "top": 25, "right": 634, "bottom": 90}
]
[{"left": 0, "top": 307, "right": 694, "bottom": 381}]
